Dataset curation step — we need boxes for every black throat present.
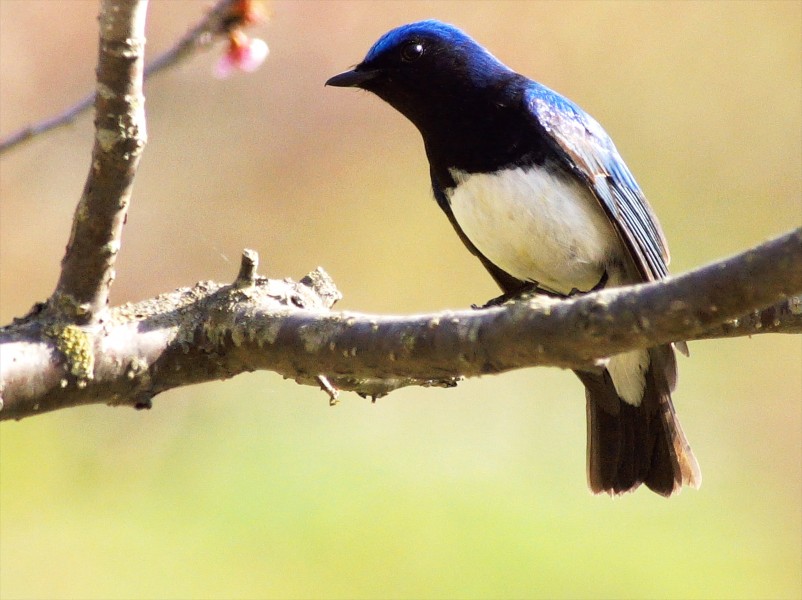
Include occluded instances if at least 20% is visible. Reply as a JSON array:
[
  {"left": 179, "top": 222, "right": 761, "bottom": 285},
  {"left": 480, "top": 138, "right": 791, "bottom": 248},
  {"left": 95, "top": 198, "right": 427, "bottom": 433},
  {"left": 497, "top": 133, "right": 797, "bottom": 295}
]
[{"left": 381, "top": 74, "right": 555, "bottom": 190}]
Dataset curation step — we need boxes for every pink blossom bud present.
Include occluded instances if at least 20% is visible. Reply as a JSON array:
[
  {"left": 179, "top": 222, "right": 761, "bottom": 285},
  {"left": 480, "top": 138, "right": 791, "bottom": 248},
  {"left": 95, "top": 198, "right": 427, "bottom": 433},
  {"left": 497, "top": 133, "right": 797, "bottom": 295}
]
[{"left": 214, "top": 34, "right": 269, "bottom": 79}]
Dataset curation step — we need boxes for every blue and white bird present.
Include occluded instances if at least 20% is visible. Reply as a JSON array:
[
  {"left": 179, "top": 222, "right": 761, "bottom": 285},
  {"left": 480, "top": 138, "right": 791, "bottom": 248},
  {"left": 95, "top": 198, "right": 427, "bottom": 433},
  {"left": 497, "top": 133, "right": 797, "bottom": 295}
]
[{"left": 327, "top": 20, "right": 700, "bottom": 496}]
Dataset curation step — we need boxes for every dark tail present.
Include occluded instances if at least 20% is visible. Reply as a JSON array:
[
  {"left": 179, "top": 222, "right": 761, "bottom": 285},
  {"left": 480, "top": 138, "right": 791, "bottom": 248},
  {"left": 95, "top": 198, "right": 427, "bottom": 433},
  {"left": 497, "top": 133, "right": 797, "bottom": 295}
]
[{"left": 576, "top": 345, "right": 701, "bottom": 497}]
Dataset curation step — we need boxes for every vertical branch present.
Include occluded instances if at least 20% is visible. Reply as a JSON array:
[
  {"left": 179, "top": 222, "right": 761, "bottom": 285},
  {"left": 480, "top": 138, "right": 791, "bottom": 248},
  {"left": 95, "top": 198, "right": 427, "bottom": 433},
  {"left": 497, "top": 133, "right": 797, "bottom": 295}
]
[{"left": 52, "top": 0, "right": 149, "bottom": 323}]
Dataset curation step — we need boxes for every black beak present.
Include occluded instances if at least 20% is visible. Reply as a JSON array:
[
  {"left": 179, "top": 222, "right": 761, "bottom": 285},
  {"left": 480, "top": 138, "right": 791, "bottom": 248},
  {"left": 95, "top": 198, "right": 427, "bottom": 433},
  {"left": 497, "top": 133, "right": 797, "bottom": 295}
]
[{"left": 325, "top": 68, "right": 380, "bottom": 88}]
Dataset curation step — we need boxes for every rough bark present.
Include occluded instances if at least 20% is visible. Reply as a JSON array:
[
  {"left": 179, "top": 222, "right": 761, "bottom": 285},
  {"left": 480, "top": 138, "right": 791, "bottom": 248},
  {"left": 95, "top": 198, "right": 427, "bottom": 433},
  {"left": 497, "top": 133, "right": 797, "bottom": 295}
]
[{"left": 2, "top": 230, "right": 799, "bottom": 421}]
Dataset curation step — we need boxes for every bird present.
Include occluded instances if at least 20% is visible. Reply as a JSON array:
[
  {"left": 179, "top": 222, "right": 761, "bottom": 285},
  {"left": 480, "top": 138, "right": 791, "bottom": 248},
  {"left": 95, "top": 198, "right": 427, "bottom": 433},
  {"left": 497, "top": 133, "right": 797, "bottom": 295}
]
[{"left": 326, "top": 19, "right": 701, "bottom": 496}]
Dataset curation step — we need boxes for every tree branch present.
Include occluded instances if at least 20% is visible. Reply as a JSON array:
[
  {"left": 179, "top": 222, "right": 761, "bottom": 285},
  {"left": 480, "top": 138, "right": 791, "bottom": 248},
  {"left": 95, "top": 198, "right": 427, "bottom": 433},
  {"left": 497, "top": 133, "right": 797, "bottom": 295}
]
[
  {"left": 2, "top": 229, "right": 799, "bottom": 421},
  {"left": 0, "top": 0, "right": 245, "bottom": 156},
  {"left": 47, "top": 0, "right": 149, "bottom": 324}
]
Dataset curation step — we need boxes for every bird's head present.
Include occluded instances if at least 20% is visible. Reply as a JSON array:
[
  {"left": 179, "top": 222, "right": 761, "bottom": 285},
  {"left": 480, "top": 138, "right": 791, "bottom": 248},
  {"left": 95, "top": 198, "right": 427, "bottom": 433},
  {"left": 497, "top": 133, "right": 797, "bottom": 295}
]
[{"left": 326, "top": 20, "right": 511, "bottom": 130}]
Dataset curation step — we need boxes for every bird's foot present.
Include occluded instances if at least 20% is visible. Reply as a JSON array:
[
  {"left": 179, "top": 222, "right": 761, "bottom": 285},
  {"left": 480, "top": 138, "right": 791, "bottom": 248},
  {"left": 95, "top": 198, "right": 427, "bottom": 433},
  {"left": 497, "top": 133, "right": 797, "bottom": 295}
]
[
  {"left": 472, "top": 282, "right": 541, "bottom": 309},
  {"left": 590, "top": 269, "right": 609, "bottom": 292}
]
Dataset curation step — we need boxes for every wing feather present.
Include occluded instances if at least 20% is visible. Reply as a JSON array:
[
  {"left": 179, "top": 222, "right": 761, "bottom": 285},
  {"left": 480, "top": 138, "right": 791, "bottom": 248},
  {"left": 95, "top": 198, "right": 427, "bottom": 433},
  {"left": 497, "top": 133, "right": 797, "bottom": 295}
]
[{"left": 527, "top": 84, "right": 670, "bottom": 282}]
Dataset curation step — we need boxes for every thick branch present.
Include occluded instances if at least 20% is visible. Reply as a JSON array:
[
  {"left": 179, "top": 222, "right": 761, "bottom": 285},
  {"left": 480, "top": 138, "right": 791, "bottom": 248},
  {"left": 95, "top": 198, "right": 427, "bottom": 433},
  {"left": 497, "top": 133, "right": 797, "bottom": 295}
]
[
  {"left": 691, "top": 294, "right": 801, "bottom": 339},
  {"left": 50, "top": 0, "right": 149, "bottom": 323},
  {"left": 1, "top": 229, "right": 799, "bottom": 421}
]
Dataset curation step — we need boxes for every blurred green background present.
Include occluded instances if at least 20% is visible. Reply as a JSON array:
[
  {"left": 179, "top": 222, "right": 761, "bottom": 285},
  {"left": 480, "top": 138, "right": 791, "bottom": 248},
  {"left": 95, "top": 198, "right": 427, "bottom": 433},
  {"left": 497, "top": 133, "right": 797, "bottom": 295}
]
[{"left": 1, "top": 1, "right": 800, "bottom": 598}]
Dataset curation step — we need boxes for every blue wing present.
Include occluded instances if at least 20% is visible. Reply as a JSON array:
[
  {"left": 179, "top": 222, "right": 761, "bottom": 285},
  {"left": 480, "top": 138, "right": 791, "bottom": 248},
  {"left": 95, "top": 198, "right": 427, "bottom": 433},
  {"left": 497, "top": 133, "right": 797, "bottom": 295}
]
[{"left": 525, "top": 83, "right": 670, "bottom": 282}]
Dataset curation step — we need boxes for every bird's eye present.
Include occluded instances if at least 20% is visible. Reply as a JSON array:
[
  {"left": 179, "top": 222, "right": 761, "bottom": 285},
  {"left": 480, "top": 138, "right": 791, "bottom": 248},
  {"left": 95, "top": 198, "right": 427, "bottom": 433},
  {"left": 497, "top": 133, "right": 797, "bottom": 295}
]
[{"left": 400, "top": 42, "right": 424, "bottom": 62}]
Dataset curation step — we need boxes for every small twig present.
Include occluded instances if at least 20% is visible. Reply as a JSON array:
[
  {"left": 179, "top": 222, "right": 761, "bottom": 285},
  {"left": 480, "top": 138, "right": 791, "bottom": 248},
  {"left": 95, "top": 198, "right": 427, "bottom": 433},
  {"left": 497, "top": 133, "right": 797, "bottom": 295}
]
[
  {"left": 317, "top": 375, "right": 340, "bottom": 406},
  {"left": 235, "top": 249, "right": 259, "bottom": 288},
  {"left": 0, "top": 99, "right": 95, "bottom": 154},
  {"left": 0, "top": 0, "right": 242, "bottom": 156}
]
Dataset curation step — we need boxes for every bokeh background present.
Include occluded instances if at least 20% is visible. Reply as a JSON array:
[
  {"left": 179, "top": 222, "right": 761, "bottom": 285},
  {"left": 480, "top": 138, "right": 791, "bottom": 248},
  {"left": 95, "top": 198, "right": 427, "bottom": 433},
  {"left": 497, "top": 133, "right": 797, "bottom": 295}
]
[{"left": 1, "top": 1, "right": 800, "bottom": 598}]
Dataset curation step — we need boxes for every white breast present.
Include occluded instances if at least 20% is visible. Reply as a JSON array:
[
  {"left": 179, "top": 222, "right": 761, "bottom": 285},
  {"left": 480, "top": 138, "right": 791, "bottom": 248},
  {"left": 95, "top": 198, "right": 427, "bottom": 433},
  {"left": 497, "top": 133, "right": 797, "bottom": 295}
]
[
  {"left": 447, "top": 166, "right": 648, "bottom": 406},
  {"left": 446, "top": 166, "right": 620, "bottom": 295}
]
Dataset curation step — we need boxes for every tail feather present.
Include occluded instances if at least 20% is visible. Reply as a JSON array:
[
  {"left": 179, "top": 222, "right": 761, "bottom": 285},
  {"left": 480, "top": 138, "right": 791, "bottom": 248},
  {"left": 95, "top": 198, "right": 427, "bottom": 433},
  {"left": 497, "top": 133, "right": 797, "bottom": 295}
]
[{"left": 578, "top": 345, "right": 700, "bottom": 497}]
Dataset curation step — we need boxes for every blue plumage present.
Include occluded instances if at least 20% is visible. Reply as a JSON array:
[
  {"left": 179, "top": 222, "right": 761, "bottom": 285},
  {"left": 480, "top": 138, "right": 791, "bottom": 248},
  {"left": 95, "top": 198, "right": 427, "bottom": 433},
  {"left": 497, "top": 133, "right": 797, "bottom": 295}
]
[
  {"left": 524, "top": 83, "right": 671, "bottom": 281},
  {"left": 327, "top": 20, "right": 699, "bottom": 496}
]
